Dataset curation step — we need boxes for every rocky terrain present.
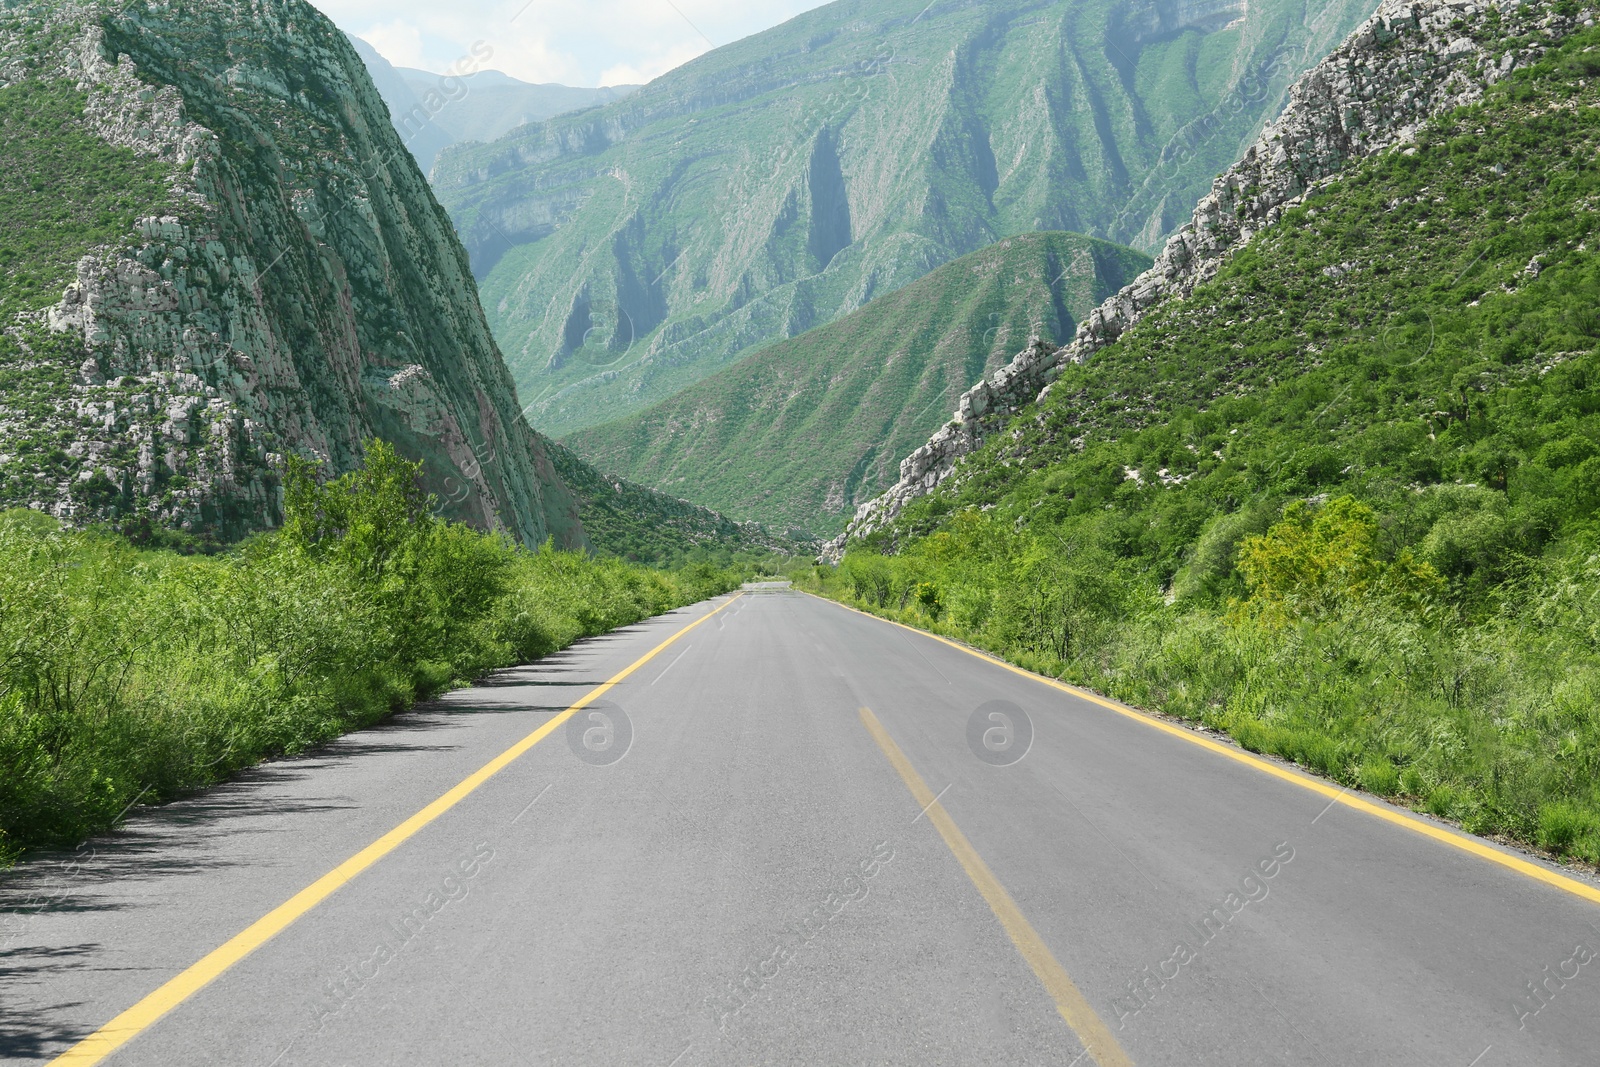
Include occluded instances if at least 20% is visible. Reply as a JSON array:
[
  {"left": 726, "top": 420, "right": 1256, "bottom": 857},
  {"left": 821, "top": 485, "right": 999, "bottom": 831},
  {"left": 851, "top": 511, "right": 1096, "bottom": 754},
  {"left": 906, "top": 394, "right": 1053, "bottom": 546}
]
[
  {"left": 829, "top": 0, "right": 1595, "bottom": 557},
  {"left": 0, "top": 0, "right": 595, "bottom": 546},
  {"left": 432, "top": 0, "right": 1375, "bottom": 437}
]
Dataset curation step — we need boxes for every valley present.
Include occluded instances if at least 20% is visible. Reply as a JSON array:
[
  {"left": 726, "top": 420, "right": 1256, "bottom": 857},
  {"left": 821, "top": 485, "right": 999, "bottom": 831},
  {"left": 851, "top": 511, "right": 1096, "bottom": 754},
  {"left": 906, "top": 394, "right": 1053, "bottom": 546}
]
[
  {"left": 432, "top": 0, "right": 1375, "bottom": 437},
  {"left": 4, "top": 1, "right": 1600, "bottom": 1065},
  {"left": 566, "top": 230, "right": 1150, "bottom": 535}
]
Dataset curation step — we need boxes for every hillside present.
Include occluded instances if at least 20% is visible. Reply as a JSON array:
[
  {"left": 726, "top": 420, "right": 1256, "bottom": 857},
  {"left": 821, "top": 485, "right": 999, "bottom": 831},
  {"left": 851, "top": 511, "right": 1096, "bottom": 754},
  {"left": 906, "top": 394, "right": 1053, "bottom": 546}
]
[
  {"left": 818, "top": 2, "right": 1600, "bottom": 862},
  {"left": 546, "top": 441, "right": 793, "bottom": 563},
  {"left": 347, "top": 36, "right": 637, "bottom": 175},
  {"left": 566, "top": 231, "right": 1150, "bottom": 536},
  {"left": 432, "top": 0, "right": 1375, "bottom": 437},
  {"left": 0, "top": 0, "right": 590, "bottom": 547},
  {"left": 842, "top": 0, "right": 1570, "bottom": 542}
]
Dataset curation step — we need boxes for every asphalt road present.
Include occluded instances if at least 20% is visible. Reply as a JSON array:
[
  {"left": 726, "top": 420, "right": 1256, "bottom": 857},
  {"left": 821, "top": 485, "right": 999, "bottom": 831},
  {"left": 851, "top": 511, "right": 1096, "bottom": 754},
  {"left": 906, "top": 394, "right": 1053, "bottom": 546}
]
[{"left": 4, "top": 585, "right": 1599, "bottom": 1066}]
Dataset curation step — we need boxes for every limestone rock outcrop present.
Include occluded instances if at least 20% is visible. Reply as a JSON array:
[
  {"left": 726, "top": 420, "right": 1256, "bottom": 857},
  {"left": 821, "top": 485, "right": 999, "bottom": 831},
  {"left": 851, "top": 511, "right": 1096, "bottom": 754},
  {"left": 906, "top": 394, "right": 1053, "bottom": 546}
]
[
  {"left": 0, "top": 0, "right": 584, "bottom": 545},
  {"left": 826, "top": 0, "right": 1592, "bottom": 560}
]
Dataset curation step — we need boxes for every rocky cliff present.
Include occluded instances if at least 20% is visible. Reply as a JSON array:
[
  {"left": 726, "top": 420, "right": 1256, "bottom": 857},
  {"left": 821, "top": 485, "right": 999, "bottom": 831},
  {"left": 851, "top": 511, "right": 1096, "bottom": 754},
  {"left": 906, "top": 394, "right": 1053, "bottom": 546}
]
[
  {"left": 0, "top": 0, "right": 585, "bottom": 546},
  {"left": 829, "top": 0, "right": 1594, "bottom": 558}
]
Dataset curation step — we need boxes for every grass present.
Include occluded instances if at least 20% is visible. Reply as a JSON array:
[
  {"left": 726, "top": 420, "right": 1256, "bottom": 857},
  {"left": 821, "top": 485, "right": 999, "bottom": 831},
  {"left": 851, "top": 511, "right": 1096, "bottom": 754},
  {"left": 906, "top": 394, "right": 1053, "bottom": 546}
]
[
  {"left": 0, "top": 79, "right": 181, "bottom": 320},
  {"left": 815, "top": 22, "right": 1600, "bottom": 867},
  {"left": 0, "top": 441, "right": 743, "bottom": 866}
]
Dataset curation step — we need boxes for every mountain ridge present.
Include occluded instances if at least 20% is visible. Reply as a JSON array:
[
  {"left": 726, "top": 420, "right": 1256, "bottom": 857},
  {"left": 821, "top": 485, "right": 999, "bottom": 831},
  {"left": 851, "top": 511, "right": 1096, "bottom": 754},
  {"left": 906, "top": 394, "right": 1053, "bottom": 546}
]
[
  {"left": 346, "top": 35, "right": 638, "bottom": 176},
  {"left": 431, "top": 0, "right": 1376, "bottom": 438},
  {"left": 565, "top": 230, "right": 1151, "bottom": 535}
]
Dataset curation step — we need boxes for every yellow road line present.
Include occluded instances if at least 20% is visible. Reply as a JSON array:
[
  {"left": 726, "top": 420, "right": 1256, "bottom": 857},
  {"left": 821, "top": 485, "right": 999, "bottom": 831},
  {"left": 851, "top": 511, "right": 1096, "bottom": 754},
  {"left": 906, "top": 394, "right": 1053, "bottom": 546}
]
[
  {"left": 858, "top": 707, "right": 1135, "bottom": 1067},
  {"left": 50, "top": 594, "right": 744, "bottom": 1067},
  {"left": 815, "top": 593, "right": 1600, "bottom": 910}
]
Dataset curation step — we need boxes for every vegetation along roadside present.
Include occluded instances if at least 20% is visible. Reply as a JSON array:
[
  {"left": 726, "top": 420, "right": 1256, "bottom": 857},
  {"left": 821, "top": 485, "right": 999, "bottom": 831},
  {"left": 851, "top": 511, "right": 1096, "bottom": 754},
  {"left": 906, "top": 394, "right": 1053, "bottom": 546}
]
[
  {"left": 809, "top": 24, "right": 1600, "bottom": 872},
  {"left": 0, "top": 441, "right": 753, "bottom": 865}
]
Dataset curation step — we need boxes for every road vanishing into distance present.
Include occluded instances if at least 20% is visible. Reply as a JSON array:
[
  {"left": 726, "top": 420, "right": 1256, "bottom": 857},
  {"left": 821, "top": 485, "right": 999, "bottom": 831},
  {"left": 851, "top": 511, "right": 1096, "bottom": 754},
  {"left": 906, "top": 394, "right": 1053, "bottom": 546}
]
[{"left": 4, "top": 585, "right": 1599, "bottom": 1066}]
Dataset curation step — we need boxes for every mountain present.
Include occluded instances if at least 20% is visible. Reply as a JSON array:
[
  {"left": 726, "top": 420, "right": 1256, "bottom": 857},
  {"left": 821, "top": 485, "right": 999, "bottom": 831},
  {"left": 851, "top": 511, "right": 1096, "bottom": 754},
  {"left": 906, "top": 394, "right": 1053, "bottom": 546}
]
[
  {"left": 395, "top": 70, "right": 639, "bottom": 158},
  {"left": 565, "top": 231, "right": 1150, "bottom": 536},
  {"left": 346, "top": 36, "right": 638, "bottom": 176},
  {"left": 431, "top": 0, "right": 1376, "bottom": 438},
  {"left": 0, "top": 0, "right": 760, "bottom": 561},
  {"left": 838, "top": 0, "right": 1566, "bottom": 547},
  {"left": 0, "top": 0, "right": 594, "bottom": 547}
]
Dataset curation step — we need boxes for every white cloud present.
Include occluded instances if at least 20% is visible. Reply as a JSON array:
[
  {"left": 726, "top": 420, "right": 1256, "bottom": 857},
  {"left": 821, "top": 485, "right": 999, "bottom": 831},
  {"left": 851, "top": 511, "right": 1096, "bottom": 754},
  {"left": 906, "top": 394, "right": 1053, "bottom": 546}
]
[{"left": 310, "top": 0, "right": 830, "bottom": 86}]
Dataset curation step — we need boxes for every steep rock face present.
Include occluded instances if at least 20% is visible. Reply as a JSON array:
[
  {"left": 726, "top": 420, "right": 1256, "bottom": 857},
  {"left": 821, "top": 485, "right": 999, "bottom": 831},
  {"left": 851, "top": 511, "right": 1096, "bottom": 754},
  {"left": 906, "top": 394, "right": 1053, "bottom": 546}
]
[
  {"left": 0, "top": 0, "right": 584, "bottom": 546},
  {"left": 433, "top": 0, "right": 1375, "bottom": 437},
  {"left": 830, "top": 0, "right": 1591, "bottom": 557}
]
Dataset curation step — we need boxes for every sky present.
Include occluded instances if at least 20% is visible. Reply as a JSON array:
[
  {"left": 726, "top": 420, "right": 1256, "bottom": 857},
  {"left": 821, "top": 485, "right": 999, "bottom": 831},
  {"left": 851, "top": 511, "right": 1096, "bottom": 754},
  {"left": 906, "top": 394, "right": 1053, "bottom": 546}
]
[{"left": 309, "top": 0, "right": 833, "bottom": 87}]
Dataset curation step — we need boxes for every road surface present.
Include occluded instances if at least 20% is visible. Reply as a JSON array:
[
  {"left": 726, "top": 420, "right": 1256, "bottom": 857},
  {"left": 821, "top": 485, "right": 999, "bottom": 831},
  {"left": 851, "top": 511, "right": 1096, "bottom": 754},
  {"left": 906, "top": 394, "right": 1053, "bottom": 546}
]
[{"left": 3, "top": 585, "right": 1598, "bottom": 1065}]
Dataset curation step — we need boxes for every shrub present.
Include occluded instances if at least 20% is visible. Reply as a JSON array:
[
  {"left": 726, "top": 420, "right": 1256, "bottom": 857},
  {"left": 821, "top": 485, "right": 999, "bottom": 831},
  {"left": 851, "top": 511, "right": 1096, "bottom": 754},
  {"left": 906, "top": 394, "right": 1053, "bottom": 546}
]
[
  {"left": 1235, "top": 497, "right": 1443, "bottom": 623},
  {"left": 1537, "top": 801, "right": 1600, "bottom": 855},
  {"left": 0, "top": 442, "right": 739, "bottom": 862}
]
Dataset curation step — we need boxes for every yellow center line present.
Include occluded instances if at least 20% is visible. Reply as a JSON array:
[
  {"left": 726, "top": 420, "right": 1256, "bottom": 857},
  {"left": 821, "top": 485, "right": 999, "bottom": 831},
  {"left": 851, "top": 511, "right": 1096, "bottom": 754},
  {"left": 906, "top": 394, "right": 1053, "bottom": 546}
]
[
  {"left": 814, "top": 593, "right": 1600, "bottom": 910},
  {"left": 858, "top": 706, "right": 1135, "bottom": 1067},
  {"left": 49, "top": 593, "right": 745, "bottom": 1067}
]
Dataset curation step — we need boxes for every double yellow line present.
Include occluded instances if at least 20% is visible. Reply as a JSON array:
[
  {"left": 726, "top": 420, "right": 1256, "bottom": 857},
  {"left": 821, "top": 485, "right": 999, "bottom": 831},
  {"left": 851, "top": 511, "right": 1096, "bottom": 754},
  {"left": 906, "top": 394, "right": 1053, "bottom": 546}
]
[{"left": 50, "top": 594, "right": 742, "bottom": 1066}]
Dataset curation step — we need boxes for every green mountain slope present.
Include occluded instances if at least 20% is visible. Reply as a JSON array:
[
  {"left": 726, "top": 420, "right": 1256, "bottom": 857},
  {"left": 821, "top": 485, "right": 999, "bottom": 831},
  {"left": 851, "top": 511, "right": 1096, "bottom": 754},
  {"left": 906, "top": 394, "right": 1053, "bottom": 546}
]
[
  {"left": 547, "top": 442, "right": 794, "bottom": 563},
  {"left": 565, "top": 231, "right": 1150, "bottom": 536},
  {"left": 433, "top": 0, "right": 1374, "bottom": 437},
  {"left": 825, "top": 9, "right": 1600, "bottom": 862}
]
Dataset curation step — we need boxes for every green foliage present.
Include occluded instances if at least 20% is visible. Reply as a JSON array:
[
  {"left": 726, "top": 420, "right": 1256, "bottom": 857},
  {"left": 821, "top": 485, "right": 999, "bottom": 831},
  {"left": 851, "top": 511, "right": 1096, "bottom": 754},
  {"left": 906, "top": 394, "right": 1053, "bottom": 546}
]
[
  {"left": 0, "top": 443, "right": 739, "bottom": 864},
  {"left": 282, "top": 441, "right": 518, "bottom": 681},
  {"left": 1234, "top": 497, "right": 1444, "bottom": 623},
  {"left": 546, "top": 439, "right": 797, "bottom": 565},
  {"left": 0, "top": 79, "right": 179, "bottom": 318},
  {"left": 808, "top": 28, "right": 1600, "bottom": 865}
]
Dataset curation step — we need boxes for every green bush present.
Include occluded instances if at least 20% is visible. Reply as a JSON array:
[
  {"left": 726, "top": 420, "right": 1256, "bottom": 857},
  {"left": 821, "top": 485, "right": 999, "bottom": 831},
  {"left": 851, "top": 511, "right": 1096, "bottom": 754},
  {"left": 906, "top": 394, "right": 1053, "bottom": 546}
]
[
  {"left": 1538, "top": 802, "right": 1600, "bottom": 859},
  {"left": 1359, "top": 759, "right": 1401, "bottom": 796},
  {"left": 0, "top": 441, "right": 739, "bottom": 864}
]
